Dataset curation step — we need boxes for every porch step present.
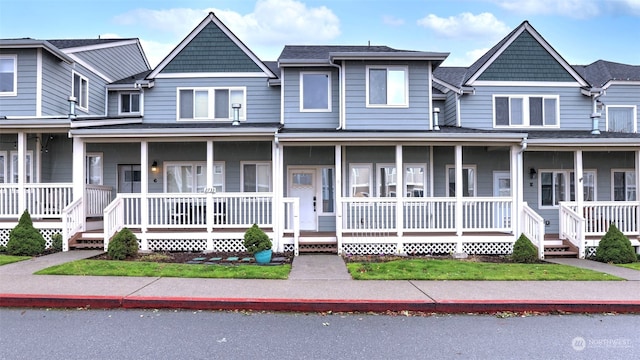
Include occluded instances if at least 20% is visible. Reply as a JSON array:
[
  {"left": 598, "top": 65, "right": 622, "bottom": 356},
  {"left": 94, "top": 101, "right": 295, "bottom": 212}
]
[
  {"left": 68, "top": 231, "right": 104, "bottom": 250},
  {"left": 298, "top": 243, "right": 338, "bottom": 254},
  {"left": 543, "top": 239, "right": 579, "bottom": 258}
]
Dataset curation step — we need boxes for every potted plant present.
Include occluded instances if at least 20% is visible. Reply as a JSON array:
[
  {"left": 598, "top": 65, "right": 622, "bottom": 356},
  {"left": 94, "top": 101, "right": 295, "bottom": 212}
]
[{"left": 243, "top": 224, "right": 272, "bottom": 264}]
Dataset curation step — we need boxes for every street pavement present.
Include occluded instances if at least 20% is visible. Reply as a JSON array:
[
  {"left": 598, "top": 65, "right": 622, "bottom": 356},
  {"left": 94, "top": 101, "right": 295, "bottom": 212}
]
[{"left": 1, "top": 251, "right": 639, "bottom": 313}]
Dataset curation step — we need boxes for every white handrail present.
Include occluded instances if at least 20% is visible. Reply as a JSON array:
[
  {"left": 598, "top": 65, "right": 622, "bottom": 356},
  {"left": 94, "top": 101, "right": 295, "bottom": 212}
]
[
  {"left": 521, "top": 202, "right": 545, "bottom": 259},
  {"left": 559, "top": 202, "right": 585, "bottom": 258},
  {"left": 61, "top": 197, "right": 84, "bottom": 252}
]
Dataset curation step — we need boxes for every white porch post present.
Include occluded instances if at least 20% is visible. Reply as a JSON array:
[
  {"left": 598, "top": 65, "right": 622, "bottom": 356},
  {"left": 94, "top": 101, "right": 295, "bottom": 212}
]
[
  {"left": 271, "top": 139, "right": 281, "bottom": 252},
  {"left": 511, "top": 145, "right": 520, "bottom": 237},
  {"left": 574, "top": 150, "right": 585, "bottom": 258},
  {"left": 71, "top": 137, "right": 85, "bottom": 202},
  {"left": 16, "top": 132, "right": 27, "bottom": 213},
  {"left": 277, "top": 139, "right": 285, "bottom": 253},
  {"left": 636, "top": 150, "right": 640, "bottom": 242},
  {"left": 455, "top": 145, "right": 463, "bottom": 253},
  {"left": 395, "top": 145, "right": 404, "bottom": 253},
  {"left": 35, "top": 133, "right": 41, "bottom": 182},
  {"left": 335, "top": 145, "right": 343, "bottom": 254},
  {"left": 206, "top": 140, "right": 214, "bottom": 251},
  {"left": 139, "top": 140, "right": 149, "bottom": 250}
]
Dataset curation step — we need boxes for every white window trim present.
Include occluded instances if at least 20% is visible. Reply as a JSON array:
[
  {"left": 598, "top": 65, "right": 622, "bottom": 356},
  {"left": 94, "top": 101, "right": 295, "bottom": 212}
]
[
  {"left": 0, "top": 54, "right": 17, "bottom": 96},
  {"left": 404, "top": 163, "right": 427, "bottom": 197},
  {"left": 605, "top": 105, "right": 637, "bottom": 133},
  {"left": 349, "top": 163, "right": 373, "bottom": 197},
  {"left": 163, "top": 161, "right": 225, "bottom": 193},
  {"left": 538, "top": 169, "right": 597, "bottom": 208},
  {"left": 0, "top": 151, "right": 6, "bottom": 183},
  {"left": 299, "top": 71, "right": 332, "bottom": 112},
  {"left": 240, "top": 161, "right": 272, "bottom": 193},
  {"left": 9, "top": 150, "right": 33, "bottom": 183},
  {"left": 86, "top": 152, "right": 103, "bottom": 185},
  {"left": 492, "top": 94, "right": 560, "bottom": 128},
  {"left": 445, "top": 164, "right": 477, "bottom": 197},
  {"left": 365, "top": 65, "right": 409, "bottom": 108},
  {"left": 72, "top": 71, "right": 89, "bottom": 112},
  {"left": 611, "top": 169, "right": 636, "bottom": 201},
  {"left": 376, "top": 163, "right": 396, "bottom": 197},
  {"left": 176, "top": 87, "right": 247, "bottom": 121},
  {"left": 118, "top": 92, "right": 142, "bottom": 115},
  {"left": 319, "top": 166, "right": 336, "bottom": 215}
]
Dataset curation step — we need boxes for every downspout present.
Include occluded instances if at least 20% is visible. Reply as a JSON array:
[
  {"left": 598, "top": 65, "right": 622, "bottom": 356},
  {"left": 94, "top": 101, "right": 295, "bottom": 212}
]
[
  {"left": 590, "top": 91, "right": 603, "bottom": 135},
  {"left": 330, "top": 61, "right": 344, "bottom": 130}
]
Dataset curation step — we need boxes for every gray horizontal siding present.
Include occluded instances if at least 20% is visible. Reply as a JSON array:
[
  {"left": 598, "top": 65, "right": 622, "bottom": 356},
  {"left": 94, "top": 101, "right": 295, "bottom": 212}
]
[
  {"left": 282, "top": 67, "right": 339, "bottom": 129},
  {"left": 142, "top": 77, "right": 279, "bottom": 123},
  {"left": 41, "top": 51, "right": 73, "bottom": 116},
  {"left": 73, "top": 43, "right": 148, "bottom": 82},
  {"left": 601, "top": 84, "right": 640, "bottom": 132},
  {"left": 344, "top": 61, "right": 431, "bottom": 130},
  {"left": 443, "top": 91, "right": 457, "bottom": 126},
  {"left": 460, "top": 86, "right": 592, "bottom": 131},
  {"left": 0, "top": 49, "right": 37, "bottom": 116}
]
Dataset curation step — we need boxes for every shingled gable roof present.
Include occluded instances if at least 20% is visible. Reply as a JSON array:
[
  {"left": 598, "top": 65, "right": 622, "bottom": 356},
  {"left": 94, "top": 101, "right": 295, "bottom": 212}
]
[
  {"left": 47, "top": 38, "right": 137, "bottom": 49},
  {"left": 463, "top": 21, "right": 589, "bottom": 87},
  {"left": 0, "top": 38, "right": 74, "bottom": 63},
  {"left": 278, "top": 45, "right": 448, "bottom": 66},
  {"left": 573, "top": 60, "right": 640, "bottom": 88},
  {"left": 147, "top": 12, "right": 276, "bottom": 79}
]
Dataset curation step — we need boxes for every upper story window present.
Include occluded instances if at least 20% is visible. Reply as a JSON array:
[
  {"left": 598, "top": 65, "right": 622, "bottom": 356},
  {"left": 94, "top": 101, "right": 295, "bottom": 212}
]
[
  {"left": 178, "top": 87, "right": 245, "bottom": 121},
  {"left": 0, "top": 55, "right": 17, "bottom": 96},
  {"left": 300, "top": 72, "right": 331, "bottom": 112},
  {"left": 366, "top": 66, "right": 408, "bottom": 107},
  {"left": 120, "top": 93, "right": 141, "bottom": 115},
  {"left": 606, "top": 106, "right": 637, "bottom": 133},
  {"left": 72, "top": 72, "right": 89, "bottom": 111},
  {"left": 494, "top": 95, "right": 559, "bottom": 127}
]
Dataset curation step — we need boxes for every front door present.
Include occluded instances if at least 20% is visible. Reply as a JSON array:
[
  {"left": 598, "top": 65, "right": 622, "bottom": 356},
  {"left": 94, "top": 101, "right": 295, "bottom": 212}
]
[
  {"left": 117, "top": 164, "right": 141, "bottom": 193},
  {"left": 493, "top": 171, "right": 511, "bottom": 229},
  {"left": 289, "top": 168, "right": 317, "bottom": 231}
]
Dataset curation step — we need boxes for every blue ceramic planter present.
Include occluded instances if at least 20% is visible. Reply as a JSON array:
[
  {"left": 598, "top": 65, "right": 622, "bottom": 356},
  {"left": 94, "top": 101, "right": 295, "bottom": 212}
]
[{"left": 254, "top": 249, "right": 272, "bottom": 264}]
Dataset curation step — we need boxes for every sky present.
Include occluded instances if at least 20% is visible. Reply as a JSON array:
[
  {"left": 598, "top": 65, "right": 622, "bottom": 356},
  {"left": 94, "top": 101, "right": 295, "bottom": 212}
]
[{"left": 1, "top": 0, "right": 639, "bottom": 68}]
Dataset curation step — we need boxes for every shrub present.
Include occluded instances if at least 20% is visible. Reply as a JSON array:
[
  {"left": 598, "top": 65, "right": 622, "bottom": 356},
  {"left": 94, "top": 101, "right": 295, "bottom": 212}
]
[
  {"left": 243, "top": 224, "right": 272, "bottom": 254},
  {"left": 51, "top": 233, "right": 63, "bottom": 252},
  {"left": 511, "top": 234, "right": 538, "bottom": 263},
  {"left": 107, "top": 228, "right": 139, "bottom": 260},
  {"left": 595, "top": 224, "right": 637, "bottom": 264},
  {"left": 6, "top": 210, "right": 45, "bottom": 256}
]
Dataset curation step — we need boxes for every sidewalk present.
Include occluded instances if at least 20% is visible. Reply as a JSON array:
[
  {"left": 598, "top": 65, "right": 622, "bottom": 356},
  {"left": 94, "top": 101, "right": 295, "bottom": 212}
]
[{"left": 1, "top": 252, "right": 639, "bottom": 313}]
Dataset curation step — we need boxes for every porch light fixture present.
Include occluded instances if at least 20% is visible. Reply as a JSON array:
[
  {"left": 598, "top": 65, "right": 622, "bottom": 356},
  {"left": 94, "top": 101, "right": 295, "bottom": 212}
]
[
  {"left": 231, "top": 103, "right": 241, "bottom": 126},
  {"left": 151, "top": 161, "right": 158, "bottom": 173},
  {"left": 433, "top": 107, "right": 440, "bottom": 131},
  {"left": 529, "top": 168, "right": 537, "bottom": 179}
]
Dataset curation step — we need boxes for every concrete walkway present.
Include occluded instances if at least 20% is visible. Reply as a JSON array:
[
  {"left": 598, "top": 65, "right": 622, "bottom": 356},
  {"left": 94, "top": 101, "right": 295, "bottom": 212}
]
[
  {"left": 288, "top": 255, "right": 352, "bottom": 280},
  {"left": 544, "top": 258, "right": 640, "bottom": 281}
]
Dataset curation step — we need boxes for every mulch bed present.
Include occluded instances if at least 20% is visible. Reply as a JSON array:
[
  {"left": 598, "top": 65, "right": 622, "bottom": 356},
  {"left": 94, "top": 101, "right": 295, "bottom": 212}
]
[{"left": 91, "top": 251, "right": 294, "bottom": 265}]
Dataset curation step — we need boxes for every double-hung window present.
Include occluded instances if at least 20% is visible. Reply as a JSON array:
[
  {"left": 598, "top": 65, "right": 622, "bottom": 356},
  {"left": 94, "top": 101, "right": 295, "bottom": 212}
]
[
  {"left": 377, "top": 164, "right": 427, "bottom": 197},
  {"left": 178, "top": 87, "right": 245, "bottom": 121},
  {"left": 120, "top": 93, "right": 141, "bottom": 115},
  {"left": 606, "top": 106, "right": 636, "bottom": 133},
  {"left": 300, "top": 72, "right": 331, "bottom": 111},
  {"left": 612, "top": 170, "right": 636, "bottom": 201},
  {"left": 165, "top": 162, "right": 225, "bottom": 193},
  {"left": 86, "top": 153, "right": 103, "bottom": 185},
  {"left": 367, "top": 66, "right": 408, "bottom": 107},
  {"left": 494, "top": 95, "right": 558, "bottom": 127},
  {"left": 540, "top": 170, "right": 597, "bottom": 207},
  {"left": 349, "top": 164, "right": 372, "bottom": 197},
  {"left": 446, "top": 165, "right": 476, "bottom": 197},
  {"left": 0, "top": 55, "right": 17, "bottom": 96},
  {"left": 9, "top": 151, "right": 33, "bottom": 183},
  {"left": 72, "top": 72, "right": 89, "bottom": 111},
  {"left": 242, "top": 162, "right": 271, "bottom": 192}
]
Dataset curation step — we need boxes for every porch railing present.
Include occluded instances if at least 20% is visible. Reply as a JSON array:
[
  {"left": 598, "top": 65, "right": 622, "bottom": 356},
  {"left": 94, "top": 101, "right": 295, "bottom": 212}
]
[
  {"left": 565, "top": 201, "right": 639, "bottom": 236},
  {"left": 521, "top": 202, "right": 545, "bottom": 259},
  {"left": 282, "top": 197, "right": 300, "bottom": 255},
  {"left": 559, "top": 203, "right": 585, "bottom": 258},
  {"left": 85, "top": 185, "right": 113, "bottom": 217},
  {"left": 0, "top": 183, "right": 73, "bottom": 218},
  {"left": 62, "top": 198, "right": 84, "bottom": 252}
]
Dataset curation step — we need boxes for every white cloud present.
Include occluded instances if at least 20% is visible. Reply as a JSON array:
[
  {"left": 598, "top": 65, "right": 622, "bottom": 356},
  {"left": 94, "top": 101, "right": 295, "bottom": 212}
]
[
  {"left": 383, "top": 15, "right": 405, "bottom": 26},
  {"left": 417, "top": 12, "right": 510, "bottom": 40},
  {"left": 442, "top": 48, "right": 491, "bottom": 67},
  {"left": 492, "top": 0, "right": 601, "bottom": 19},
  {"left": 112, "top": 0, "right": 340, "bottom": 64},
  {"left": 139, "top": 39, "right": 179, "bottom": 69},
  {"left": 99, "top": 33, "right": 122, "bottom": 39}
]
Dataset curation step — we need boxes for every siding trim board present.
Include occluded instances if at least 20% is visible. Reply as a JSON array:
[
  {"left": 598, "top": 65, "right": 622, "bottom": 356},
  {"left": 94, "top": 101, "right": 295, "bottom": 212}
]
[{"left": 155, "top": 72, "right": 269, "bottom": 79}]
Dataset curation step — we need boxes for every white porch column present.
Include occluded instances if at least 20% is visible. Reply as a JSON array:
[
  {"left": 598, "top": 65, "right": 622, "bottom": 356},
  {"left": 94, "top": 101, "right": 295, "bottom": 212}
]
[
  {"left": 510, "top": 145, "right": 520, "bottom": 237},
  {"left": 139, "top": 140, "right": 149, "bottom": 250},
  {"left": 277, "top": 139, "right": 285, "bottom": 252},
  {"left": 271, "top": 139, "right": 281, "bottom": 252},
  {"left": 455, "top": 145, "right": 463, "bottom": 253},
  {"left": 35, "top": 133, "right": 41, "bottom": 182},
  {"left": 395, "top": 145, "right": 404, "bottom": 253},
  {"left": 636, "top": 150, "right": 640, "bottom": 242},
  {"left": 206, "top": 140, "right": 214, "bottom": 251},
  {"left": 335, "top": 145, "right": 343, "bottom": 254},
  {"left": 72, "top": 137, "right": 85, "bottom": 202},
  {"left": 574, "top": 150, "right": 585, "bottom": 258},
  {"left": 17, "top": 132, "right": 27, "bottom": 213}
]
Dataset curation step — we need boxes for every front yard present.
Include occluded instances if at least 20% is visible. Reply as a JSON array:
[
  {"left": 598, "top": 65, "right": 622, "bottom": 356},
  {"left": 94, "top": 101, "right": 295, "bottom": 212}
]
[{"left": 0, "top": 255, "right": 31, "bottom": 266}]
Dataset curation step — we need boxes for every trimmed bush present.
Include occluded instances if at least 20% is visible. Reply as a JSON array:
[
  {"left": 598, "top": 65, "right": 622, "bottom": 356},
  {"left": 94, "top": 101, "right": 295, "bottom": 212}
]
[
  {"left": 6, "top": 210, "right": 45, "bottom": 256},
  {"left": 511, "top": 233, "right": 538, "bottom": 263},
  {"left": 107, "top": 228, "right": 139, "bottom": 260},
  {"left": 243, "top": 224, "right": 272, "bottom": 254},
  {"left": 51, "top": 233, "right": 63, "bottom": 252},
  {"left": 595, "top": 224, "right": 637, "bottom": 264}
]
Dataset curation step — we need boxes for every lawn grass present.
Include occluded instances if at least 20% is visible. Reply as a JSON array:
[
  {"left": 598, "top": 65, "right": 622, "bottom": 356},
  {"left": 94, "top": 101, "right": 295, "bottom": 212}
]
[
  {"left": 0, "top": 254, "right": 32, "bottom": 266},
  {"left": 346, "top": 259, "right": 622, "bottom": 280},
  {"left": 617, "top": 262, "right": 640, "bottom": 271},
  {"left": 35, "top": 259, "right": 290, "bottom": 279}
]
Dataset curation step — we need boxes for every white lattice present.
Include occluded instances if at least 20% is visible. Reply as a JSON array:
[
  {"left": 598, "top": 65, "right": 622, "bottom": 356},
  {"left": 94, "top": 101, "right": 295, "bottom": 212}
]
[
  {"left": 148, "top": 239, "right": 207, "bottom": 252},
  {"left": 403, "top": 243, "right": 456, "bottom": 255},
  {"left": 463, "top": 242, "right": 513, "bottom": 255},
  {"left": 283, "top": 244, "right": 295, "bottom": 253},
  {"left": 0, "top": 229, "right": 10, "bottom": 246},
  {"left": 342, "top": 243, "right": 397, "bottom": 255},
  {"left": 0, "top": 228, "right": 61, "bottom": 248},
  {"left": 586, "top": 246, "right": 597, "bottom": 258},
  {"left": 211, "top": 239, "right": 245, "bottom": 252}
]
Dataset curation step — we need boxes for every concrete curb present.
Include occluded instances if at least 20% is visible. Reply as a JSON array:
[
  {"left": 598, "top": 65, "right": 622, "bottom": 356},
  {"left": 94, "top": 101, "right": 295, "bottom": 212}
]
[{"left": 2, "top": 294, "right": 639, "bottom": 313}]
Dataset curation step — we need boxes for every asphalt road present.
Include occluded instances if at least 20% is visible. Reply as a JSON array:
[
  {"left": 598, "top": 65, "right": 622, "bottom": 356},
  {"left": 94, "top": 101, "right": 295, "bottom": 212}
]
[{"left": 0, "top": 309, "right": 638, "bottom": 359}]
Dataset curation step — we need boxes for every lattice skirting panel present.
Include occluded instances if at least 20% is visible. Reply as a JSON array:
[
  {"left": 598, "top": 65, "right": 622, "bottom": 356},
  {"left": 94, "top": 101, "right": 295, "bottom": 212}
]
[
  {"left": 463, "top": 242, "right": 513, "bottom": 255},
  {"left": 283, "top": 243, "right": 295, "bottom": 253},
  {"left": 0, "top": 227, "right": 62, "bottom": 248},
  {"left": 586, "top": 246, "right": 597, "bottom": 258},
  {"left": 147, "top": 239, "right": 208, "bottom": 252},
  {"left": 210, "top": 239, "right": 245, "bottom": 252},
  {"left": 403, "top": 243, "right": 457, "bottom": 255},
  {"left": 342, "top": 243, "right": 398, "bottom": 255}
]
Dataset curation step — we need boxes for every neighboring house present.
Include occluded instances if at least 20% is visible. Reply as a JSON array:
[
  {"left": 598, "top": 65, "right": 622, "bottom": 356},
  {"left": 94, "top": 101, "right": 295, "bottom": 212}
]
[{"left": 1, "top": 15, "right": 638, "bottom": 258}]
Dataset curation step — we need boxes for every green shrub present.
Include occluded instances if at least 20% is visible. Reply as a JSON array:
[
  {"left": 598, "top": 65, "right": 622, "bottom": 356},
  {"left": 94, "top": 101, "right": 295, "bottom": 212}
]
[
  {"left": 595, "top": 224, "right": 637, "bottom": 264},
  {"left": 6, "top": 210, "right": 45, "bottom": 256},
  {"left": 511, "top": 234, "right": 538, "bottom": 263},
  {"left": 243, "top": 224, "right": 272, "bottom": 254},
  {"left": 107, "top": 228, "right": 139, "bottom": 260},
  {"left": 0, "top": 245, "right": 6, "bottom": 253},
  {"left": 51, "top": 233, "right": 63, "bottom": 252}
]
